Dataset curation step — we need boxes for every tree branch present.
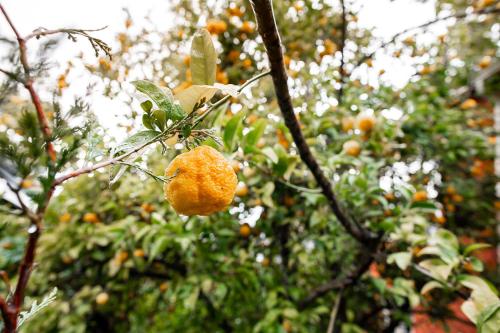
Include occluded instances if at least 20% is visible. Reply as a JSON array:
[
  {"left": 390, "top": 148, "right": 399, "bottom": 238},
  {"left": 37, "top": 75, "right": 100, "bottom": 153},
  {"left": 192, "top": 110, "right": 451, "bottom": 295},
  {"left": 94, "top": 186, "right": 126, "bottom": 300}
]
[
  {"left": 354, "top": 4, "right": 500, "bottom": 68},
  {"left": 337, "top": 0, "right": 347, "bottom": 105},
  {"left": 298, "top": 248, "right": 375, "bottom": 309},
  {"left": 54, "top": 70, "right": 270, "bottom": 187},
  {"left": 0, "top": 4, "right": 56, "bottom": 162},
  {"left": 0, "top": 296, "right": 15, "bottom": 332},
  {"left": 249, "top": 0, "right": 376, "bottom": 243}
]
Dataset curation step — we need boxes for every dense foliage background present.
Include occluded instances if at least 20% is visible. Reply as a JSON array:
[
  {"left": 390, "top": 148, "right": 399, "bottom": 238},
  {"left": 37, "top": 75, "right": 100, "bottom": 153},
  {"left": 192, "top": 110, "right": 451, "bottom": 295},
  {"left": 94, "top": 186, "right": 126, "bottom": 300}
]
[{"left": 0, "top": 0, "right": 498, "bottom": 332}]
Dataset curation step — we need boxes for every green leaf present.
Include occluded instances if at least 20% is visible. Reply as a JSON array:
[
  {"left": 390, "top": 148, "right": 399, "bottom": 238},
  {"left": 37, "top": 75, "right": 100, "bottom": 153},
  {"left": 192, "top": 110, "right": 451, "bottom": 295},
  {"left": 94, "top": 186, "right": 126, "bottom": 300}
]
[
  {"left": 132, "top": 80, "right": 185, "bottom": 121},
  {"left": 372, "top": 278, "right": 387, "bottom": 294},
  {"left": 245, "top": 119, "right": 267, "bottom": 148},
  {"left": 140, "top": 100, "right": 153, "bottom": 113},
  {"left": 420, "top": 281, "right": 443, "bottom": 295},
  {"left": 149, "top": 236, "right": 170, "bottom": 261},
  {"left": 282, "top": 308, "right": 298, "bottom": 319},
  {"left": 469, "top": 257, "right": 484, "bottom": 272},
  {"left": 464, "top": 243, "right": 491, "bottom": 256},
  {"left": 184, "top": 286, "right": 200, "bottom": 310},
  {"left": 261, "top": 147, "right": 278, "bottom": 164},
  {"left": 458, "top": 275, "right": 498, "bottom": 298},
  {"left": 223, "top": 113, "right": 244, "bottom": 151},
  {"left": 477, "top": 302, "right": 500, "bottom": 333},
  {"left": 434, "top": 229, "right": 459, "bottom": 250},
  {"left": 175, "top": 85, "right": 219, "bottom": 113},
  {"left": 112, "top": 130, "right": 161, "bottom": 157},
  {"left": 190, "top": 29, "right": 217, "bottom": 85},
  {"left": 419, "top": 259, "right": 452, "bottom": 281},
  {"left": 142, "top": 114, "right": 154, "bottom": 129},
  {"left": 261, "top": 182, "right": 275, "bottom": 207},
  {"left": 387, "top": 252, "right": 412, "bottom": 270},
  {"left": 410, "top": 201, "right": 437, "bottom": 212},
  {"left": 152, "top": 109, "right": 166, "bottom": 130}
]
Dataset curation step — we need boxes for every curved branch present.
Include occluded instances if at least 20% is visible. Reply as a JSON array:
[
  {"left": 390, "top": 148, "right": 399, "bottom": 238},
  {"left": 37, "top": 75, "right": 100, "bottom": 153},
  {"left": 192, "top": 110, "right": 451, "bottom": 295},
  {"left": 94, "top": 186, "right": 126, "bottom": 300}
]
[
  {"left": 354, "top": 4, "right": 500, "bottom": 68},
  {"left": 249, "top": 0, "right": 376, "bottom": 243}
]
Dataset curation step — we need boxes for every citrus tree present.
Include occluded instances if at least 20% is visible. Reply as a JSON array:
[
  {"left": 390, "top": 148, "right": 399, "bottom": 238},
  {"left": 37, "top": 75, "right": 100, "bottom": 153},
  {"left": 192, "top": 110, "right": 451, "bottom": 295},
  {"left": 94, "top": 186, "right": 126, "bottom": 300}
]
[{"left": 0, "top": 0, "right": 499, "bottom": 332}]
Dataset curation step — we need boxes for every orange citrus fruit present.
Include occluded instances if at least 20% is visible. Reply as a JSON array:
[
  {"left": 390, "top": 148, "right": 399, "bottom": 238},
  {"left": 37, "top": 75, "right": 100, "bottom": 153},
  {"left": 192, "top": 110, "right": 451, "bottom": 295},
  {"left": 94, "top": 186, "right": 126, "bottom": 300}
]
[{"left": 164, "top": 146, "right": 237, "bottom": 216}]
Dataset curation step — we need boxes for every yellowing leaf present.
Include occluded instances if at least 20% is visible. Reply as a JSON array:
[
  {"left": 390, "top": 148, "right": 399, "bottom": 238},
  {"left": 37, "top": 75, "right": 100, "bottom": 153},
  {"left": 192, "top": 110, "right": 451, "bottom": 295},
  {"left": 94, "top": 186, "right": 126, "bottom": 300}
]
[
  {"left": 174, "top": 85, "right": 219, "bottom": 113},
  {"left": 190, "top": 29, "right": 217, "bottom": 85},
  {"left": 419, "top": 259, "right": 452, "bottom": 281}
]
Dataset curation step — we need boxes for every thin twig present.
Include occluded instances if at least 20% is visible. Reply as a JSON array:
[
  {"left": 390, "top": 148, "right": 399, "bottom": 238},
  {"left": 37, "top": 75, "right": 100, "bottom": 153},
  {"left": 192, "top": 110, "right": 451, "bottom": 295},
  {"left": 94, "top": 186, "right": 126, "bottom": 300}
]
[
  {"left": 24, "top": 26, "right": 107, "bottom": 41},
  {"left": 354, "top": 4, "right": 500, "bottom": 68},
  {"left": 0, "top": 67, "right": 16, "bottom": 79},
  {"left": 326, "top": 289, "right": 343, "bottom": 333},
  {"left": 6, "top": 184, "right": 37, "bottom": 222},
  {"left": 249, "top": 0, "right": 376, "bottom": 244},
  {"left": 24, "top": 27, "right": 111, "bottom": 58}
]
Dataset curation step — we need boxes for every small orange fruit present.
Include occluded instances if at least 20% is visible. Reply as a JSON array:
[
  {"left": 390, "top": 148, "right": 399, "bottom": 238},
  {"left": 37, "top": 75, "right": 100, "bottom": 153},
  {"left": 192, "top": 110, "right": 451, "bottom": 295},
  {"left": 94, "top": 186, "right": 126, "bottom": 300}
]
[
  {"left": 206, "top": 20, "right": 227, "bottom": 34},
  {"left": 83, "top": 213, "right": 99, "bottom": 223},
  {"left": 159, "top": 282, "right": 169, "bottom": 292},
  {"left": 216, "top": 70, "right": 229, "bottom": 84},
  {"left": 446, "top": 185, "right": 456, "bottom": 195},
  {"left": 116, "top": 251, "right": 129, "bottom": 264},
  {"left": 227, "top": 50, "right": 240, "bottom": 63},
  {"left": 239, "top": 223, "right": 251, "bottom": 238},
  {"left": 164, "top": 146, "right": 237, "bottom": 216},
  {"left": 231, "top": 160, "right": 241, "bottom": 173},
  {"left": 282, "top": 319, "right": 292, "bottom": 332},
  {"left": 261, "top": 257, "right": 270, "bottom": 267},
  {"left": 133, "top": 249, "right": 145, "bottom": 258},
  {"left": 356, "top": 114, "right": 376, "bottom": 132},
  {"left": 419, "top": 65, "right": 435, "bottom": 75},
  {"left": 384, "top": 192, "right": 395, "bottom": 201},
  {"left": 478, "top": 56, "right": 492, "bottom": 69},
  {"left": 96, "top": 292, "right": 109, "bottom": 305},
  {"left": 242, "top": 58, "right": 252, "bottom": 68},
  {"left": 240, "top": 21, "right": 254, "bottom": 34},
  {"left": 235, "top": 182, "right": 249, "bottom": 197},
  {"left": 343, "top": 140, "right": 361, "bottom": 157},
  {"left": 59, "top": 213, "right": 72, "bottom": 223},
  {"left": 141, "top": 203, "right": 155, "bottom": 213},
  {"left": 21, "top": 179, "right": 33, "bottom": 189},
  {"left": 413, "top": 191, "right": 428, "bottom": 202},
  {"left": 341, "top": 117, "right": 355, "bottom": 132},
  {"left": 460, "top": 98, "right": 477, "bottom": 110},
  {"left": 283, "top": 195, "right": 295, "bottom": 207}
]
